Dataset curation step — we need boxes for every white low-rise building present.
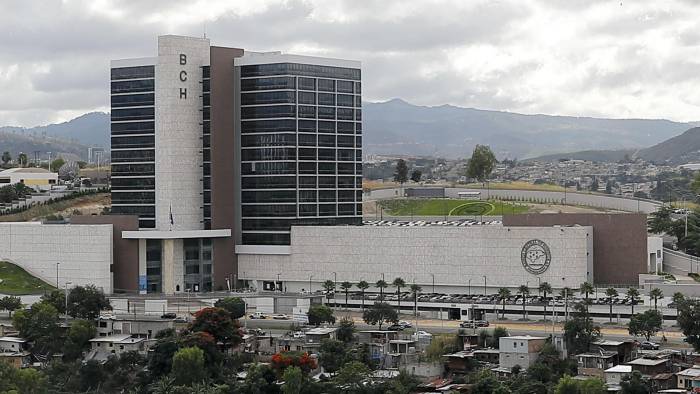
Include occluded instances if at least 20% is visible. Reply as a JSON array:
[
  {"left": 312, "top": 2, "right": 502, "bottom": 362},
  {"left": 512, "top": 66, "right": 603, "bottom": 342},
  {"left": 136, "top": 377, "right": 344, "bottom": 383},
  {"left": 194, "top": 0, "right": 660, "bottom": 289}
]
[
  {"left": 87, "top": 334, "right": 155, "bottom": 360},
  {"left": 498, "top": 336, "right": 547, "bottom": 371},
  {"left": 0, "top": 168, "right": 57, "bottom": 191}
]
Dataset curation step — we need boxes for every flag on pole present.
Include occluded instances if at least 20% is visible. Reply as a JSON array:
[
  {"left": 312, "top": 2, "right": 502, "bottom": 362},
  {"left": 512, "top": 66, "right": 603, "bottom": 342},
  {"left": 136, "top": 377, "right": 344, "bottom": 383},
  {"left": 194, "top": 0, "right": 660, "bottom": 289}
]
[{"left": 169, "top": 204, "right": 174, "bottom": 227}]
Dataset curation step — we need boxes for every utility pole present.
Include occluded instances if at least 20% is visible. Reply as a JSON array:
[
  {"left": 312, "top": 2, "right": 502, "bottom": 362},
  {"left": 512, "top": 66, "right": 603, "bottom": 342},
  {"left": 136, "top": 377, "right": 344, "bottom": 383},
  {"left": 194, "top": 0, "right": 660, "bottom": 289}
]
[
  {"left": 64, "top": 281, "right": 72, "bottom": 327},
  {"left": 56, "top": 262, "right": 60, "bottom": 288}
]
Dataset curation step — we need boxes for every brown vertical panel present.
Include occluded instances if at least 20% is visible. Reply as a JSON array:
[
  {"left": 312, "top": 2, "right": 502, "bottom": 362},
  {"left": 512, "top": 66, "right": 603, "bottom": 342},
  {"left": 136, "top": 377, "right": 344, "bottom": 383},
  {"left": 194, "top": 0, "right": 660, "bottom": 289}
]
[
  {"left": 502, "top": 213, "right": 647, "bottom": 285},
  {"left": 71, "top": 215, "right": 140, "bottom": 292},
  {"left": 209, "top": 46, "right": 244, "bottom": 290}
]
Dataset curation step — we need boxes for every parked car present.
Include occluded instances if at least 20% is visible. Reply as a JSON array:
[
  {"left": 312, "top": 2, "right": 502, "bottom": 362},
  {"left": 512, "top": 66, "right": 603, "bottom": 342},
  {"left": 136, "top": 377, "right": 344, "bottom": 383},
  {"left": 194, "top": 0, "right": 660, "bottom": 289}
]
[
  {"left": 398, "top": 321, "right": 412, "bottom": 328},
  {"left": 387, "top": 324, "right": 405, "bottom": 331},
  {"left": 640, "top": 341, "right": 660, "bottom": 350},
  {"left": 459, "top": 320, "right": 489, "bottom": 328},
  {"left": 249, "top": 312, "right": 268, "bottom": 319},
  {"left": 160, "top": 312, "right": 177, "bottom": 319},
  {"left": 272, "top": 314, "right": 290, "bottom": 320},
  {"left": 413, "top": 331, "right": 433, "bottom": 339}
]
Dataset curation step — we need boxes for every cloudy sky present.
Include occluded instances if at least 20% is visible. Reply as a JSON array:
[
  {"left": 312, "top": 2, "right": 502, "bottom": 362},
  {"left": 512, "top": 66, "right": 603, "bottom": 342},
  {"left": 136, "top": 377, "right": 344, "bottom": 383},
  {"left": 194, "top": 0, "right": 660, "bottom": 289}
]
[{"left": 2, "top": 0, "right": 700, "bottom": 126}]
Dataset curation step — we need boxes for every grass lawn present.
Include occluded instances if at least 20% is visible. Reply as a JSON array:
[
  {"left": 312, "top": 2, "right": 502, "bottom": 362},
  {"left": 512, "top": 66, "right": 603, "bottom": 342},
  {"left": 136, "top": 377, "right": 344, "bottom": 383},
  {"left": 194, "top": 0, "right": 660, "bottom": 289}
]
[
  {"left": 0, "top": 261, "right": 55, "bottom": 295},
  {"left": 379, "top": 199, "right": 529, "bottom": 216}
]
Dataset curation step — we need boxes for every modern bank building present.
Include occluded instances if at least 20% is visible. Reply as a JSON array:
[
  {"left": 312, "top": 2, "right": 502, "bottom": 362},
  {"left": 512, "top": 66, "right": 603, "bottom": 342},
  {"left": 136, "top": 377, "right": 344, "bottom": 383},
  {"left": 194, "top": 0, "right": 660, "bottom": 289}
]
[{"left": 0, "top": 36, "right": 663, "bottom": 303}]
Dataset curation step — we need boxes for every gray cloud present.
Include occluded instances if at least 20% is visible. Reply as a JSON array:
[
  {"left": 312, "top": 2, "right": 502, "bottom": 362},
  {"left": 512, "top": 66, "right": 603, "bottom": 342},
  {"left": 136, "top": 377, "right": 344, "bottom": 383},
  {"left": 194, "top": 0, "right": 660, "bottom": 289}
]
[{"left": 1, "top": 0, "right": 700, "bottom": 126}]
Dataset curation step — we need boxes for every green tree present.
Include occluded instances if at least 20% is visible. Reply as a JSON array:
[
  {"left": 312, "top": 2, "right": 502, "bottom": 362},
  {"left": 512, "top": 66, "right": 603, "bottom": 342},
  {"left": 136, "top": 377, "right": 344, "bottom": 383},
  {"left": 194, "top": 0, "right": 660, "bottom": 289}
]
[
  {"left": 307, "top": 304, "right": 335, "bottom": 327},
  {"left": 51, "top": 157, "right": 66, "bottom": 172},
  {"left": 0, "top": 184, "right": 18, "bottom": 204},
  {"left": 190, "top": 307, "right": 241, "bottom": 345},
  {"left": 410, "top": 169, "right": 422, "bottom": 183},
  {"left": 579, "top": 281, "right": 594, "bottom": 307},
  {"left": 589, "top": 177, "right": 599, "bottom": 192},
  {"left": 627, "top": 288, "right": 640, "bottom": 315},
  {"left": 0, "top": 295, "right": 22, "bottom": 317},
  {"left": 214, "top": 297, "right": 246, "bottom": 319},
  {"left": 492, "top": 326, "right": 509, "bottom": 349},
  {"left": 628, "top": 309, "right": 662, "bottom": 341},
  {"left": 340, "top": 281, "right": 352, "bottom": 309},
  {"left": 148, "top": 333, "right": 179, "bottom": 377},
  {"left": 466, "top": 144, "right": 497, "bottom": 183},
  {"left": 375, "top": 279, "right": 388, "bottom": 301},
  {"left": 281, "top": 366, "right": 303, "bottom": 394},
  {"left": 0, "top": 362, "right": 17, "bottom": 392},
  {"left": 78, "top": 360, "right": 105, "bottom": 392},
  {"left": 605, "top": 287, "right": 618, "bottom": 323},
  {"left": 171, "top": 347, "right": 206, "bottom": 386},
  {"left": 394, "top": 159, "right": 408, "bottom": 185},
  {"left": 1, "top": 151, "right": 11, "bottom": 166},
  {"left": 334, "top": 361, "right": 370, "bottom": 390},
  {"left": 554, "top": 375, "right": 579, "bottom": 394},
  {"left": 517, "top": 285, "right": 529, "bottom": 320},
  {"left": 40, "top": 290, "right": 66, "bottom": 314},
  {"left": 243, "top": 363, "right": 279, "bottom": 394},
  {"left": 17, "top": 152, "right": 27, "bottom": 167},
  {"left": 15, "top": 367, "right": 49, "bottom": 394},
  {"left": 563, "top": 302, "right": 601, "bottom": 354},
  {"left": 498, "top": 287, "right": 511, "bottom": 319},
  {"left": 63, "top": 319, "right": 97, "bottom": 361},
  {"left": 66, "top": 285, "right": 111, "bottom": 320},
  {"left": 319, "top": 339, "right": 347, "bottom": 373},
  {"left": 13, "top": 301, "right": 62, "bottom": 353},
  {"left": 362, "top": 302, "right": 398, "bottom": 329},
  {"left": 392, "top": 277, "right": 406, "bottom": 314},
  {"left": 539, "top": 282, "right": 552, "bottom": 321},
  {"left": 648, "top": 206, "right": 673, "bottom": 234},
  {"left": 322, "top": 279, "right": 335, "bottom": 300},
  {"left": 673, "top": 292, "right": 685, "bottom": 324},
  {"left": 336, "top": 317, "right": 355, "bottom": 343},
  {"left": 409, "top": 283, "right": 422, "bottom": 316},
  {"left": 620, "top": 371, "right": 650, "bottom": 394},
  {"left": 425, "top": 333, "right": 460, "bottom": 361},
  {"left": 357, "top": 280, "right": 370, "bottom": 310},
  {"left": 471, "top": 369, "right": 506, "bottom": 394},
  {"left": 649, "top": 288, "right": 663, "bottom": 311}
]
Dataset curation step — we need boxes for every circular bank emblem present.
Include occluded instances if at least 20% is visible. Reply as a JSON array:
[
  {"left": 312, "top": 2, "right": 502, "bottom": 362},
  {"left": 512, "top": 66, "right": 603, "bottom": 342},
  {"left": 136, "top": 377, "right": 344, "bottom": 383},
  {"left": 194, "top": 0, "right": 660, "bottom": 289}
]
[{"left": 521, "top": 239, "right": 551, "bottom": 275}]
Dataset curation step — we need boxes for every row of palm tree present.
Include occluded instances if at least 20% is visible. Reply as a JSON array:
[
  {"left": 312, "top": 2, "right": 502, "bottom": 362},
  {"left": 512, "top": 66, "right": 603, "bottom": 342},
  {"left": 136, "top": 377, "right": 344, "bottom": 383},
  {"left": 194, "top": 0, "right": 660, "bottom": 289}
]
[
  {"left": 320, "top": 277, "right": 424, "bottom": 315},
  {"left": 321, "top": 277, "right": 670, "bottom": 321}
]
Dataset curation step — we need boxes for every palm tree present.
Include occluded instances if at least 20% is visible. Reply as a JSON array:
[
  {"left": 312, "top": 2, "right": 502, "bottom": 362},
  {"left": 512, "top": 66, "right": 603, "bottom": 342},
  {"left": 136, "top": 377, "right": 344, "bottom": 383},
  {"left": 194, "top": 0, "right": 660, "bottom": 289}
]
[
  {"left": 560, "top": 287, "right": 572, "bottom": 320},
  {"left": 672, "top": 292, "right": 685, "bottom": 324},
  {"left": 340, "top": 281, "right": 352, "bottom": 309},
  {"left": 498, "top": 287, "right": 511, "bottom": 319},
  {"left": 410, "top": 284, "right": 422, "bottom": 317},
  {"left": 392, "top": 277, "right": 406, "bottom": 315},
  {"left": 376, "top": 279, "right": 388, "bottom": 301},
  {"left": 650, "top": 288, "right": 663, "bottom": 311},
  {"left": 539, "top": 282, "right": 552, "bottom": 322},
  {"left": 627, "top": 287, "right": 640, "bottom": 315},
  {"left": 580, "top": 281, "right": 594, "bottom": 308},
  {"left": 322, "top": 280, "right": 335, "bottom": 305},
  {"left": 517, "top": 285, "right": 529, "bottom": 320},
  {"left": 605, "top": 287, "right": 618, "bottom": 323},
  {"left": 357, "top": 280, "right": 370, "bottom": 311}
]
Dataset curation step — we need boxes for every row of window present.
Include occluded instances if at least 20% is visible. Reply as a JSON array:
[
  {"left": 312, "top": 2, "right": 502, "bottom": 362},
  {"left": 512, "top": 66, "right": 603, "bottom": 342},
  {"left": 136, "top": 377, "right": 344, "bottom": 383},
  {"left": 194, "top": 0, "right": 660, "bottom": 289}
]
[
  {"left": 111, "top": 121, "right": 154, "bottom": 135},
  {"left": 240, "top": 77, "right": 361, "bottom": 94},
  {"left": 241, "top": 161, "right": 362, "bottom": 176},
  {"left": 112, "top": 135, "right": 155, "bottom": 149},
  {"left": 241, "top": 119, "right": 362, "bottom": 134},
  {"left": 297, "top": 105, "right": 362, "bottom": 120},
  {"left": 241, "top": 175, "right": 361, "bottom": 190},
  {"left": 111, "top": 66, "right": 155, "bottom": 81},
  {"left": 111, "top": 93, "right": 154, "bottom": 108},
  {"left": 241, "top": 133, "right": 360, "bottom": 148},
  {"left": 111, "top": 149, "right": 155, "bottom": 163},
  {"left": 243, "top": 203, "right": 361, "bottom": 218},
  {"left": 241, "top": 91, "right": 361, "bottom": 110},
  {"left": 111, "top": 163, "right": 155, "bottom": 176},
  {"left": 240, "top": 63, "right": 361, "bottom": 80},
  {"left": 111, "top": 79, "right": 154, "bottom": 94},
  {"left": 111, "top": 191, "right": 155, "bottom": 205},
  {"left": 111, "top": 205, "right": 155, "bottom": 216},
  {"left": 242, "top": 189, "right": 362, "bottom": 204},
  {"left": 241, "top": 147, "right": 360, "bottom": 162},
  {"left": 111, "top": 177, "right": 155, "bottom": 190},
  {"left": 111, "top": 107, "right": 154, "bottom": 121}
]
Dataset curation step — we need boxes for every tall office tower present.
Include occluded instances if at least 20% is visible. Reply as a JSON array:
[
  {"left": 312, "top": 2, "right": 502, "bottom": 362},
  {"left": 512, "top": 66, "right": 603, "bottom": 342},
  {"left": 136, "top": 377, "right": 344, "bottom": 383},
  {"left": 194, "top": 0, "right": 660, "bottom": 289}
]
[
  {"left": 235, "top": 53, "right": 363, "bottom": 246},
  {"left": 109, "top": 35, "right": 362, "bottom": 293}
]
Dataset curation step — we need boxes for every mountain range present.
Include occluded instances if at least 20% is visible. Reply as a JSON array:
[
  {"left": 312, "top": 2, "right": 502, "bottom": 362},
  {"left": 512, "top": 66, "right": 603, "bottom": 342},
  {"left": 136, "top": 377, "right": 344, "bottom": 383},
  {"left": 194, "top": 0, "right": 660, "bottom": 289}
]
[{"left": 1, "top": 99, "right": 699, "bottom": 163}]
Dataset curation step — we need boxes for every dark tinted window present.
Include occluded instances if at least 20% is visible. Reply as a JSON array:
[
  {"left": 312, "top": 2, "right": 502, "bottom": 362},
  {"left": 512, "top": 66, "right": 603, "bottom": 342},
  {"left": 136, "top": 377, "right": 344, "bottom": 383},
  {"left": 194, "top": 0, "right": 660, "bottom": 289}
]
[
  {"left": 299, "top": 77, "right": 316, "bottom": 90},
  {"left": 319, "top": 135, "right": 335, "bottom": 147},
  {"left": 241, "top": 105, "right": 295, "bottom": 119},
  {"left": 242, "top": 204, "right": 296, "bottom": 217},
  {"left": 298, "top": 91, "right": 316, "bottom": 104},
  {"left": 241, "top": 119, "right": 296, "bottom": 133},
  {"left": 318, "top": 121, "right": 335, "bottom": 133},
  {"left": 111, "top": 93, "right": 154, "bottom": 107},
  {"left": 241, "top": 77, "right": 296, "bottom": 91},
  {"left": 111, "top": 121, "right": 154, "bottom": 135},
  {"left": 241, "top": 91, "right": 296, "bottom": 105},
  {"left": 241, "top": 162, "right": 296, "bottom": 175},
  {"left": 318, "top": 79, "right": 335, "bottom": 92},
  {"left": 337, "top": 122, "right": 354, "bottom": 134},
  {"left": 337, "top": 108, "right": 354, "bottom": 120},
  {"left": 241, "top": 148, "right": 296, "bottom": 161},
  {"left": 111, "top": 177, "right": 155, "bottom": 190},
  {"left": 240, "top": 63, "right": 360, "bottom": 80},
  {"left": 337, "top": 80, "right": 354, "bottom": 93},
  {"left": 241, "top": 176, "right": 297, "bottom": 189},
  {"left": 298, "top": 105, "right": 316, "bottom": 119},
  {"left": 111, "top": 66, "right": 155, "bottom": 80},
  {"left": 318, "top": 107, "right": 335, "bottom": 120},
  {"left": 242, "top": 190, "right": 297, "bottom": 203},
  {"left": 111, "top": 135, "right": 155, "bottom": 149},
  {"left": 318, "top": 93, "right": 335, "bottom": 106},
  {"left": 112, "top": 107, "right": 154, "bottom": 121},
  {"left": 337, "top": 94, "right": 354, "bottom": 107},
  {"left": 111, "top": 79, "right": 154, "bottom": 93},
  {"left": 241, "top": 133, "right": 296, "bottom": 147},
  {"left": 111, "top": 149, "right": 155, "bottom": 162}
]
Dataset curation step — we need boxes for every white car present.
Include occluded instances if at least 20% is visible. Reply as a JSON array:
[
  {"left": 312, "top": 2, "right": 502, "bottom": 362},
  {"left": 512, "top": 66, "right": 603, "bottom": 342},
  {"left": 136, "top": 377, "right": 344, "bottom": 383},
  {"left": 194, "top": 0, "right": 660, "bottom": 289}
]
[
  {"left": 413, "top": 331, "right": 433, "bottom": 339},
  {"left": 272, "top": 314, "right": 290, "bottom": 320},
  {"left": 249, "top": 312, "right": 268, "bottom": 319}
]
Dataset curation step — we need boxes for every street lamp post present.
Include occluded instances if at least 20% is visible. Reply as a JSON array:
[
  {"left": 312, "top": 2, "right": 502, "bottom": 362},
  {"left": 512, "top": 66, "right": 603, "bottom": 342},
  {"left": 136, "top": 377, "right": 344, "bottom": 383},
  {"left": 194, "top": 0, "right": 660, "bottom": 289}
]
[
  {"left": 468, "top": 279, "right": 471, "bottom": 296},
  {"left": 430, "top": 274, "right": 435, "bottom": 293},
  {"left": 483, "top": 276, "right": 487, "bottom": 295},
  {"left": 64, "top": 281, "right": 72, "bottom": 327},
  {"left": 309, "top": 275, "right": 313, "bottom": 293},
  {"left": 277, "top": 273, "right": 281, "bottom": 292},
  {"left": 332, "top": 272, "right": 337, "bottom": 292},
  {"left": 56, "top": 262, "right": 60, "bottom": 288},
  {"left": 537, "top": 277, "right": 541, "bottom": 296}
]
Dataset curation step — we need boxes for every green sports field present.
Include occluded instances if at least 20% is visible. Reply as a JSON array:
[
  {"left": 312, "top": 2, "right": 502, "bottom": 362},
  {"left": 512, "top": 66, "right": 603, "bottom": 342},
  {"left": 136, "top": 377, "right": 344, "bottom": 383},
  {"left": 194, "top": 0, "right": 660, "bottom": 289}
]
[
  {"left": 0, "top": 261, "right": 55, "bottom": 295},
  {"left": 378, "top": 198, "right": 529, "bottom": 216}
]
